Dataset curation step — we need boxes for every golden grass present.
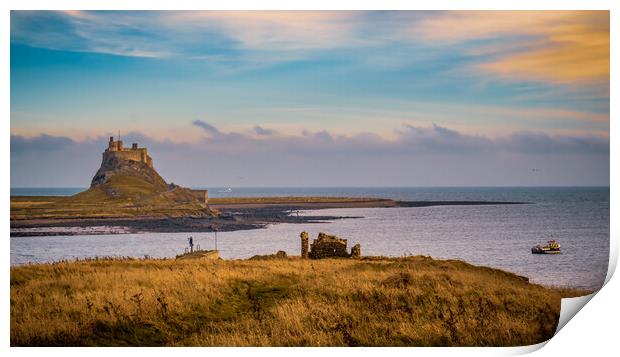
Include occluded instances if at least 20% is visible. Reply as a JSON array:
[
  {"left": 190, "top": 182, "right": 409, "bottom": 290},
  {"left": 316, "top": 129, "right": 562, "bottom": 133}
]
[{"left": 10, "top": 256, "right": 589, "bottom": 347}]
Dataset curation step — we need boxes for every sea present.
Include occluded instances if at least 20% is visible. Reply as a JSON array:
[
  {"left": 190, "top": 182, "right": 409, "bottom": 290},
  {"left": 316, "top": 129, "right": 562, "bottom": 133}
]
[{"left": 10, "top": 187, "right": 610, "bottom": 290}]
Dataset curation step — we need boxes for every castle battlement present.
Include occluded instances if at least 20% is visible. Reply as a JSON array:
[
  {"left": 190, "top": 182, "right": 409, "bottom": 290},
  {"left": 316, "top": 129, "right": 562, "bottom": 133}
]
[{"left": 105, "top": 136, "right": 153, "bottom": 168}]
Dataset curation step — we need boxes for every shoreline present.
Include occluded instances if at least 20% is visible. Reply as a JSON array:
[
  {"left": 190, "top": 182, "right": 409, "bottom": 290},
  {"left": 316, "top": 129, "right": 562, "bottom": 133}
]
[{"left": 10, "top": 197, "right": 529, "bottom": 237}]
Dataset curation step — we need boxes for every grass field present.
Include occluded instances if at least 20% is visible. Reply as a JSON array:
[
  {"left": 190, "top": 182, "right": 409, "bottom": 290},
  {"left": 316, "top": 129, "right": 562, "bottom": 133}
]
[{"left": 10, "top": 255, "right": 587, "bottom": 346}]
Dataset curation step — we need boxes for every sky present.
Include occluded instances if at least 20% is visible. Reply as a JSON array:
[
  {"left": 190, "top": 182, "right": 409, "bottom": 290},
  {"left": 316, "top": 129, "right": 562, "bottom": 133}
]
[{"left": 10, "top": 10, "right": 610, "bottom": 187}]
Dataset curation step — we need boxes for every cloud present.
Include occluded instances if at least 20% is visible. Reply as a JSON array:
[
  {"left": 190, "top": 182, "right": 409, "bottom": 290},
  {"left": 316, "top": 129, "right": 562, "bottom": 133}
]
[
  {"left": 479, "top": 29, "right": 609, "bottom": 86},
  {"left": 412, "top": 11, "right": 609, "bottom": 86},
  {"left": 413, "top": 11, "right": 573, "bottom": 42},
  {"left": 395, "top": 123, "right": 609, "bottom": 155},
  {"left": 10, "top": 134, "right": 74, "bottom": 153},
  {"left": 498, "top": 131, "right": 609, "bottom": 155},
  {"left": 397, "top": 124, "right": 492, "bottom": 153},
  {"left": 252, "top": 125, "right": 277, "bottom": 136},
  {"left": 11, "top": 123, "right": 609, "bottom": 187},
  {"left": 10, "top": 10, "right": 609, "bottom": 91},
  {"left": 10, "top": 11, "right": 365, "bottom": 61},
  {"left": 11, "top": 11, "right": 173, "bottom": 58},
  {"left": 166, "top": 11, "right": 362, "bottom": 52},
  {"left": 192, "top": 120, "right": 221, "bottom": 136}
]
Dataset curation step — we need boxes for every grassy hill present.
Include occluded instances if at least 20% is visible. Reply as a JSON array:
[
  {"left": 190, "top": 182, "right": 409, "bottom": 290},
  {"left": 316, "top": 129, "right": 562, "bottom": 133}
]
[
  {"left": 10, "top": 174, "right": 208, "bottom": 220},
  {"left": 10, "top": 255, "right": 588, "bottom": 346},
  {"left": 11, "top": 156, "right": 210, "bottom": 220}
]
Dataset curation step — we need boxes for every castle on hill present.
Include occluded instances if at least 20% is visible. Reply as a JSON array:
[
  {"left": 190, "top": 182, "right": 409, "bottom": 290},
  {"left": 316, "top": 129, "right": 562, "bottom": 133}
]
[
  {"left": 104, "top": 136, "right": 153, "bottom": 168},
  {"left": 91, "top": 135, "right": 209, "bottom": 206}
]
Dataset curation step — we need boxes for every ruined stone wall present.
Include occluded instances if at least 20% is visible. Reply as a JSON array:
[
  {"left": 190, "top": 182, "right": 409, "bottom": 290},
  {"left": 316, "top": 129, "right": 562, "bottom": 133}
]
[
  {"left": 309, "top": 233, "right": 349, "bottom": 259},
  {"left": 190, "top": 189, "right": 209, "bottom": 205},
  {"left": 304, "top": 232, "right": 361, "bottom": 259},
  {"left": 111, "top": 150, "right": 142, "bottom": 162}
]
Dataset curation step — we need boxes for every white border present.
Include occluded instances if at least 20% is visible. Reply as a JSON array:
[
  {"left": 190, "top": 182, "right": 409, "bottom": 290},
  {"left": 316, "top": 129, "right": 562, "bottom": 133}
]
[{"left": 3, "top": 1, "right": 617, "bottom": 356}]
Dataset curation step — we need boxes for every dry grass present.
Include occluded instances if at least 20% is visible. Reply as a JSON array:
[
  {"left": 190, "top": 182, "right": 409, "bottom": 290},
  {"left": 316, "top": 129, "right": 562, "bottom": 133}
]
[{"left": 10, "top": 256, "right": 588, "bottom": 347}]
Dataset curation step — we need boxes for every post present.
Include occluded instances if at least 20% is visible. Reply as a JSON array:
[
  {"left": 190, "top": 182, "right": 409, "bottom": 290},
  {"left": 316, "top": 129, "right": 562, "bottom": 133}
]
[{"left": 215, "top": 230, "right": 218, "bottom": 251}]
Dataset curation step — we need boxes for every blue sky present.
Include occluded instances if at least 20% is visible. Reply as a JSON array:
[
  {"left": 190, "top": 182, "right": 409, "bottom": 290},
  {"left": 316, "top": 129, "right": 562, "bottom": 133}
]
[{"left": 10, "top": 11, "right": 610, "bottom": 187}]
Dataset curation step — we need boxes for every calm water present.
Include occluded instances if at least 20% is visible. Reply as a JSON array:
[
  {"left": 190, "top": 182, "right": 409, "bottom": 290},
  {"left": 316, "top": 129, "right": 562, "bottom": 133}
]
[{"left": 10, "top": 187, "right": 610, "bottom": 290}]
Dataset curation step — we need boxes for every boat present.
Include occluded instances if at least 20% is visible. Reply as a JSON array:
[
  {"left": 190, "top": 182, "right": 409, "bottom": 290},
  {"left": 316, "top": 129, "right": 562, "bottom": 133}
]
[
  {"left": 217, "top": 188, "right": 233, "bottom": 193},
  {"left": 531, "top": 240, "right": 561, "bottom": 254}
]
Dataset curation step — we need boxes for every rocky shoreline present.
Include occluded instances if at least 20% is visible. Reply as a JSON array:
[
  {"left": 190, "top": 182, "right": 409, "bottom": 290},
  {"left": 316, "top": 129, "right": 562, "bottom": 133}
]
[{"left": 10, "top": 199, "right": 529, "bottom": 237}]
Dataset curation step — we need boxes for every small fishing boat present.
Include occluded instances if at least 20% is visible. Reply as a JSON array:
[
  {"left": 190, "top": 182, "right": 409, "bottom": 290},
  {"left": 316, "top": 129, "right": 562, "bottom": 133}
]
[{"left": 531, "top": 240, "right": 561, "bottom": 254}]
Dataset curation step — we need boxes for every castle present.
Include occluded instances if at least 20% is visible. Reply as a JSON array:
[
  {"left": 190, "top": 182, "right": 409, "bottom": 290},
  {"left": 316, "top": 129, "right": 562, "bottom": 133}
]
[
  {"left": 91, "top": 136, "right": 209, "bottom": 206},
  {"left": 104, "top": 136, "right": 153, "bottom": 168}
]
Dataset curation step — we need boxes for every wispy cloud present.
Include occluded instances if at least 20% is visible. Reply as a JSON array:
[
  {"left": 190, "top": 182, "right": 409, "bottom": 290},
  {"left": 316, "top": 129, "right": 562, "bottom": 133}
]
[
  {"left": 412, "top": 11, "right": 609, "bottom": 87},
  {"left": 165, "top": 11, "right": 362, "bottom": 52},
  {"left": 11, "top": 11, "right": 367, "bottom": 61},
  {"left": 11, "top": 10, "right": 609, "bottom": 88},
  {"left": 192, "top": 120, "right": 221, "bottom": 136},
  {"left": 11, "top": 11, "right": 173, "bottom": 58},
  {"left": 252, "top": 125, "right": 277, "bottom": 136}
]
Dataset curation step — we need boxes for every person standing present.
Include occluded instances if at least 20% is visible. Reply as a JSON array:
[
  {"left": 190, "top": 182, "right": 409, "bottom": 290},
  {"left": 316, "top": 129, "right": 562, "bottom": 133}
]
[{"left": 188, "top": 236, "right": 194, "bottom": 253}]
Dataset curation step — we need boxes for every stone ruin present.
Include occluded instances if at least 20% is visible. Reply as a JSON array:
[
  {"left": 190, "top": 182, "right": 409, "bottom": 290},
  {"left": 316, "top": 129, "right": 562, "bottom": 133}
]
[
  {"left": 301, "top": 231, "right": 309, "bottom": 258},
  {"left": 350, "top": 243, "right": 361, "bottom": 258},
  {"left": 300, "top": 231, "right": 361, "bottom": 259}
]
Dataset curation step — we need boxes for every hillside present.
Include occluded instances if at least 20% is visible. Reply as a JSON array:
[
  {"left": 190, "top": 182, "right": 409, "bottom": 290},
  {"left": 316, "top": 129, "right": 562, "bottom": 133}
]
[
  {"left": 75, "top": 160, "right": 201, "bottom": 208},
  {"left": 10, "top": 255, "right": 588, "bottom": 346}
]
